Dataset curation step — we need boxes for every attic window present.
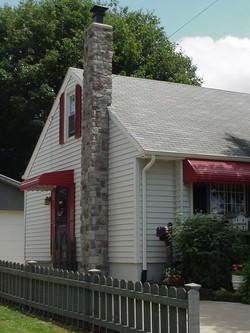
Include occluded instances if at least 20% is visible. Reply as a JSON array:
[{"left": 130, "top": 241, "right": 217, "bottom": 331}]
[
  {"left": 59, "top": 84, "right": 82, "bottom": 144},
  {"left": 67, "top": 92, "right": 75, "bottom": 138}
]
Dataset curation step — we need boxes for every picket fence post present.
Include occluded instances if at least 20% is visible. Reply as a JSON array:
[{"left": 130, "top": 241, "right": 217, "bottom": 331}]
[{"left": 185, "top": 283, "right": 201, "bottom": 333}]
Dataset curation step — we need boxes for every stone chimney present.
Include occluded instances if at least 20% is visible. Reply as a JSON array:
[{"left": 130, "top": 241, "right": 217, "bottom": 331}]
[{"left": 81, "top": 6, "right": 112, "bottom": 275}]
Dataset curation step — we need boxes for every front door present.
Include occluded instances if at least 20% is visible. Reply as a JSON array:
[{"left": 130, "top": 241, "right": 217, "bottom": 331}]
[{"left": 51, "top": 186, "right": 76, "bottom": 270}]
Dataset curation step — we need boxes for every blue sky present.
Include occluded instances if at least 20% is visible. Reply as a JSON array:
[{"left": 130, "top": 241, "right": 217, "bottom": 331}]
[
  {"left": 2, "top": 0, "right": 250, "bottom": 93},
  {"left": 4, "top": 0, "right": 250, "bottom": 41},
  {"left": 119, "top": 0, "right": 250, "bottom": 41}
]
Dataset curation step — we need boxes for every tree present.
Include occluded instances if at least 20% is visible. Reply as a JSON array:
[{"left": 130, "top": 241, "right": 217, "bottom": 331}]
[
  {"left": 0, "top": 0, "right": 202, "bottom": 180},
  {"left": 107, "top": 3, "right": 200, "bottom": 84}
]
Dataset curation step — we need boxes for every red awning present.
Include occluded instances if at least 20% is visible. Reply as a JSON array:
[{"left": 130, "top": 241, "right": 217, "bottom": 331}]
[
  {"left": 20, "top": 170, "right": 74, "bottom": 191},
  {"left": 183, "top": 159, "right": 250, "bottom": 184}
]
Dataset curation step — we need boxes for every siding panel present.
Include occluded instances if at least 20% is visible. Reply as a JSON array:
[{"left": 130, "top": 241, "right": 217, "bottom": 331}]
[
  {"left": 175, "top": 160, "right": 190, "bottom": 215},
  {"left": 0, "top": 182, "right": 23, "bottom": 210},
  {"left": 108, "top": 120, "right": 139, "bottom": 264},
  {"left": 144, "top": 161, "right": 175, "bottom": 263}
]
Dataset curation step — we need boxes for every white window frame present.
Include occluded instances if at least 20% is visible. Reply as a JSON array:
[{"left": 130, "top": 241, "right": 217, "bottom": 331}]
[{"left": 65, "top": 89, "right": 75, "bottom": 139}]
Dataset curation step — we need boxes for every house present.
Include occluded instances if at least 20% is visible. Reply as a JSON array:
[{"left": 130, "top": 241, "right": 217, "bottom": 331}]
[
  {"left": 0, "top": 174, "right": 24, "bottom": 263},
  {"left": 20, "top": 6, "right": 250, "bottom": 282}
]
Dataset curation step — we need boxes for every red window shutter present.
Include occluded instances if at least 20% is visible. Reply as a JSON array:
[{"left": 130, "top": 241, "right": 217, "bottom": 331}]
[
  {"left": 75, "top": 84, "right": 82, "bottom": 138},
  {"left": 59, "top": 93, "right": 65, "bottom": 144}
]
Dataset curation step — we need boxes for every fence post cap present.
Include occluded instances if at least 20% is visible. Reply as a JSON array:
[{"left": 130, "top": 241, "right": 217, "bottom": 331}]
[
  {"left": 184, "top": 283, "right": 201, "bottom": 291},
  {"left": 27, "top": 260, "right": 37, "bottom": 265},
  {"left": 88, "top": 268, "right": 101, "bottom": 275}
]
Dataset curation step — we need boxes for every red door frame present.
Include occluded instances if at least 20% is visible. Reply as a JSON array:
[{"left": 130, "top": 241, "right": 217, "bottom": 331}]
[{"left": 50, "top": 184, "right": 75, "bottom": 255}]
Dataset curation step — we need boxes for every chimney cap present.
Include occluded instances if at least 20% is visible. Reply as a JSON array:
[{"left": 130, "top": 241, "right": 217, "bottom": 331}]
[{"left": 90, "top": 5, "right": 108, "bottom": 24}]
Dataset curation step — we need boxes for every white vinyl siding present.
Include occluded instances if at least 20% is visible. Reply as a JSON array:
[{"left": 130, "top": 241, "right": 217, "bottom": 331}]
[
  {"left": 24, "top": 75, "right": 82, "bottom": 263},
  {"left": 25, "top": 191, "right": 50, "bottom": 261},
  {"left": 108, "top": 120, "right": 139, "bottom": 264},
  {"left": 175, "top": 160, "right": 190, "bottom": 216},
  {"left": 143, "top": 161, "right": 175, "bottom": 263}
]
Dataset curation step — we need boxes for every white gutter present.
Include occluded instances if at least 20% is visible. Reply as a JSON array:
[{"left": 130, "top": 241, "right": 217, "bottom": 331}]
[
  {"left": 180, "top": 161, "right": 184, "bottom": 213},
  {"left": 139, "top": 151, "right": 250, "bottom": 163},
  {"left": 142, "top": 155, "right": 156, "bottom": 273}
]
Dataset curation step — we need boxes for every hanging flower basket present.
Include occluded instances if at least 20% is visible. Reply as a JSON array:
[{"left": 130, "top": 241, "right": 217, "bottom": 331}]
[{"left": 232, "top": 274, "right": 245, "bottom": 290}]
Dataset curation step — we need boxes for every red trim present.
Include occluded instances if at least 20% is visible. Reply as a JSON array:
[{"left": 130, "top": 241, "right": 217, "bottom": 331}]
[
  {"left": 20, "top": 170, "right": 74, "bottom": 191},
  {"left": 50, "top": 184, "right": 75, "bottom": 259},
  {"left": 68, "top": 183, "right": 75, "bottom": 240},
  {"left": 75, "top": 84, "right": 82, "bottom": 138},
  {"left": 183, "top": 159, "right": 250, "bottom": 184},
  {"left": 59, "top": 93, "right": 65, "bottom": 144}
]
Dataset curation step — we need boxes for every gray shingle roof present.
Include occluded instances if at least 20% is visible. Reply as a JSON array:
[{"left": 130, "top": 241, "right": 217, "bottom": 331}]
[
  {"left": 71, "top": 67, "right": 250, "bottom": 159},
  {"left": 110, "top": 75, "right": 250, "bottom": 159}
]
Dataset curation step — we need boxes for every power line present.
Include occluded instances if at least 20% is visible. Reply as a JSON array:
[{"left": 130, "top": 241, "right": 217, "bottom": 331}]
[{"left": 168, "top": 0, "right": 219, "bottom": 39}]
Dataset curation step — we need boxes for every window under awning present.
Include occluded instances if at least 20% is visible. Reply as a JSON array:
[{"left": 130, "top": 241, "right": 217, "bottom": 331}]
[
  {"left": 20, "top": 170, "right": 74, "bottom": 191},
  {"left": 183, "top": 159, "right": 250, "bottom": 184}
]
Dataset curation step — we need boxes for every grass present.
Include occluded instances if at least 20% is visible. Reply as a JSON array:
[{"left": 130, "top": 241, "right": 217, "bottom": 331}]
[{"left": 0, "top": 303, "right": 82, "bottom": 333}]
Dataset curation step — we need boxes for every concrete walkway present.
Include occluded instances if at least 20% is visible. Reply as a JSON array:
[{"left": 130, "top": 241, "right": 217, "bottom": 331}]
[{"left": 200, "top": 301, "right": 250, "bottom": 333}]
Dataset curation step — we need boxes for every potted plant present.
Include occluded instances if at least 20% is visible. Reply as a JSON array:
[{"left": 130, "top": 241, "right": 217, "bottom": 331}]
[
  {"left": 231, "top": 263, "right": 245, "bottom": 290},
  {"left": 162, "top": 266, "right": 183, "bottom": 286}
]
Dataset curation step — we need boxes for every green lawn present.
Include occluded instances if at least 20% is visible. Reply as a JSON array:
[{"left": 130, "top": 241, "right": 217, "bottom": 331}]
[{"left": 0, "top": 303, "right": 82, "bottom": 333}]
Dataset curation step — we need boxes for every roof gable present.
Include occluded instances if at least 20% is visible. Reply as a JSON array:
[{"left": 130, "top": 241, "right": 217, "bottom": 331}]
[{"left": 22, "top": 68, "right": 83, "bottom": 179}]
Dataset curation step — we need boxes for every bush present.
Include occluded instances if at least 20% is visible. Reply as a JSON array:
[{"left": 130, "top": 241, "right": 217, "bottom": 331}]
[{"left": 172, "top": 213, "right": 248, "bottom": 289}]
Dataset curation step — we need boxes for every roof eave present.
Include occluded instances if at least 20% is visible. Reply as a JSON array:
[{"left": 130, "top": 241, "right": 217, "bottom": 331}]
[
  {"left": 138, "top": 150, "right": 250, "bottom": 163},
  {"left": 0, "top": 174, "right": 20, "bottom": 188}
]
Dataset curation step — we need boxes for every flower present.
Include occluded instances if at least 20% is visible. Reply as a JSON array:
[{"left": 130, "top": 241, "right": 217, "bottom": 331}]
[
  {"left": 163, "top": 267, "right": 182, "bottom": 280},
  {"left": 162, "top": 266, "right": 184, "bottom": 286},
  {"left": 232, "top": 263, "right": 244, "bottom": 275}
]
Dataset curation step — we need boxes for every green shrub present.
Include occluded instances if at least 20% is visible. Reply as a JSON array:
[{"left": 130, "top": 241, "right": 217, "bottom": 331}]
[{"left": 172, "top": 213, "right": 248, "bottom": 289}]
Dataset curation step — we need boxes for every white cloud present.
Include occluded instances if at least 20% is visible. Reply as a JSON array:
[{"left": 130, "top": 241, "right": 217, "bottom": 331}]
[{"left": 177, "top": 36, "right": 250, "bottom": 94}]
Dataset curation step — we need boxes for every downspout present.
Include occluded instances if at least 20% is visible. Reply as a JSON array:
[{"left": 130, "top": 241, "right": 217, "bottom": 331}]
[
  {"left": 180, "top": 160, "right": 184, "bottom": 214},
  {"left": 141, "top": 155, "right": 156, "bottom": 283}
]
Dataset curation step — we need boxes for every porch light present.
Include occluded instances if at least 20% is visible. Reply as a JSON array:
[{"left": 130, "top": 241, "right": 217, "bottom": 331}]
[{"left": 44, "top": 196, "right": 51, "bottom": 205}]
